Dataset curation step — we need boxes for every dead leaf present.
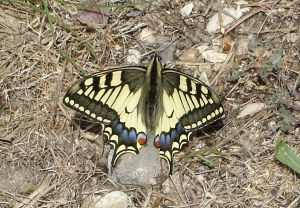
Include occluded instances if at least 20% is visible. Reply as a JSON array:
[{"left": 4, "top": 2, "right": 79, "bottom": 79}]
[
  {"left": 237, "top": 103, "right": 266, "bottom": 118},
  {"left": 223, "top": 34, "right": 233, "bottom": 51},
  {"left": 78, "top": 0, "right": 110, "bottom": 29}
]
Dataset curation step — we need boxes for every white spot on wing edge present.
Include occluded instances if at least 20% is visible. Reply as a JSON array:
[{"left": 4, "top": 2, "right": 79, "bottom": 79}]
[
  {"left": 69, "top": 100, "right": 75, "bottom": 106},
  {"left": 64, "top": 97, "right": 70, "bottom": 103},
  {"left": 219, "top": 106, "right": 224, "bottom": 113}
]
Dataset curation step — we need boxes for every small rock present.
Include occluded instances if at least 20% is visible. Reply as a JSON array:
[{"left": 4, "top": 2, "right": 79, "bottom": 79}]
[
  {"left": 126, "top": 49, "right": 141, "bottom": 64},
  {"left": 237, "top": 103, "right": 266, "bottom": 118},
  {"left": 197, "top": 44, "right": 209, "bottom": 53},
  {"left": 139, "top": 28, "right": 157, "bottom": 45},
  {"left": 158, "top": 42, "right": 177, "bottom": 64},
  {"left": 91, "top": 191, "right": 129, "bottom": 208},
  {"left": 114, "top": 44, "right": 122, "bottom": 51},
  {"left": 211, "top": 38, "right": 222, "bottom": 46},
  {"left": 179, "top": 48, "right": 200, "bottom": 62},
  {"left": 201, "top": 50, "right": 227, "bottom": 63},
  {"left": 109, "top": 132, "right": 162, "bottom": 185},
  {"left": 180, "top": 2, "right": 194, "bottom": 17},
  {"left": 206, "top": 3, "right": 250, "bottom": 34},
  {"left": 156, "top": 35, "right": 171, "bottom": 45}
]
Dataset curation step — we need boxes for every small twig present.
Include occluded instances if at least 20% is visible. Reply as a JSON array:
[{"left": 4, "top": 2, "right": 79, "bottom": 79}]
[
  {"left": 239, "top": 27, "right": 299, "bottom": 34},
  {"left": 287, "top": 194, "right": 300, "bottom": 208},
  {"left": 211, "top": 42, "right": 235, "bottom": 86},
  {"left": 14, "top": 175, "right": 58, "bottom": 208},
  {"left": 169, "top": 175, "right": 187, "bottom": 206},
  {"left": 52, "top": 62, "right": 66, "bottom": 125},
  {"left": 142, "top": 190, "right": 153, "bottom": 207},
  {"left": 218, "top": 8, "right": 265, "bottom": 38},
  {"left": 0, "top": 135, "right": 15, "bottom": 143},
  {"left": 258, "top": 0, "right": 281, "bottom": 35}
]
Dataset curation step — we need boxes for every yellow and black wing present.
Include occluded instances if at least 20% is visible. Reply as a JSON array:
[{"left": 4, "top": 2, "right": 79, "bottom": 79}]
[
  {"left": 63, "top": 67, "right": 148, "bottom": 166},
  {"left": 154, "top": 69, "right": 224, "bottom": 173}
]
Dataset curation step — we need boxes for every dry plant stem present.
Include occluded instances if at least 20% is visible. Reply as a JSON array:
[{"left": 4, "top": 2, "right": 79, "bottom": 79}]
[
  {"left": 179, "top": 171, "right": 189, "bottom": 204},
  {"left": 0, "top": 135, "right": 14, "bottom": 143},
  {"left": 216, "top": 110, "right": 276, "bottom": 151},
  {"left": 0, "top": 189, "right": 25, "bottom": 204},
  {"left": 217, "top": 8, "right": 265, "bottom": 38},
  {"left": 245, "top": 1, "right": 295, "bottom": 9},
  {"left": 184, "top": 168, "right": 208, "bottom": 193},
  {"left": 258, "top": 0, "right": 281, "bottom": 34},
  {"left": 240, "top": 27, "right": 299, "bottom": 34},
  {"left": 142, "top": 190, "right": 153, "bottom": 207},
  {"left": 169, "top": 175, "right": 187, "bottom": 206},
  {"left": 211, "top": 42, "right": 235, "bottom": 86},
  {"left": 52, "top": 62, "right": 66, "bottom": 125},
  {"left": 287, "top": 194, "right": 300, "bottom": 208},
  {"left": 14, "top": 176, "right": 58, "bottom": 208}
]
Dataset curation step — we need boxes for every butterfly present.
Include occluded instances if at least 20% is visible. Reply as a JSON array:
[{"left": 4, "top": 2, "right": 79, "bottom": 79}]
[{"left": 63, "top": 54, "right": 224, "bottom": 174}]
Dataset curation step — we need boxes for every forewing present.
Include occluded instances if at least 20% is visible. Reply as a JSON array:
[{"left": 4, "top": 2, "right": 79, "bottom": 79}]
[{"left": 63, "top": 67, "right": 147, "bottom": 166}]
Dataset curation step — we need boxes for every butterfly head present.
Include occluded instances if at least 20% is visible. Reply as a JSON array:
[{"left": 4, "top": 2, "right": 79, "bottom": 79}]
[{"left": 146, "top": 54, "right": 163, "bottom": 78}]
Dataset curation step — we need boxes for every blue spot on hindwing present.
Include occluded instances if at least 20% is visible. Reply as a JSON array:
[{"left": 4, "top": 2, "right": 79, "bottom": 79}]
[
  {"left": 121, "top": 129, "right": 129, "bottom": 142},
  {"left": 160, "top": 133, "right": 166, "bottom": 147},
  {"left": 166, "top": 133, "right": 171, "bottom": 145},
  {"left": 115, "top": 123, "right": 123, "bottom": 134},
  {"left": 170, "top": 129, "right": 177, "bottom": 139},
  {"left": 176, "top": 123, "right": 183, "bottom": 132},
  {"left": 128, "top": 128, "right": 137, "bottom": 143}
]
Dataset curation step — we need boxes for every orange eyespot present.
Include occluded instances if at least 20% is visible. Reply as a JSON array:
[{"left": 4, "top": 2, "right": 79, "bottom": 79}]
[
  {"left": 137, "top": 133, "right": 147, "bottom": 146},
  {"left": 154, "top": 136, "right": 160, "bottom": 148}
]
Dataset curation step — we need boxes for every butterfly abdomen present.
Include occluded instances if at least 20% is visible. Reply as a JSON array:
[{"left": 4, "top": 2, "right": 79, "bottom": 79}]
[{"left": 142, "top": 55, "right": 164, "bottom": 130}]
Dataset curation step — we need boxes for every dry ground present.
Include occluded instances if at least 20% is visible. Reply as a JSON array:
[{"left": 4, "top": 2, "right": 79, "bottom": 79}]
[{"left": 0, "top": 0, "right": 300, "bottom": 207}]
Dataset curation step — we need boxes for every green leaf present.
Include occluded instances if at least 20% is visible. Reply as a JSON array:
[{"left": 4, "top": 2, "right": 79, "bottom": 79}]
[{"left": 275, "top": 139, "right": 300, "bottom": 174}]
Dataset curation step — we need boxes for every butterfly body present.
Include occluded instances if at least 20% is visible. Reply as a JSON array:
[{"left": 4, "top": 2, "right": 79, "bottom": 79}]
[{"left": 64, "top": 55, "right": 224, "bottom": 174}]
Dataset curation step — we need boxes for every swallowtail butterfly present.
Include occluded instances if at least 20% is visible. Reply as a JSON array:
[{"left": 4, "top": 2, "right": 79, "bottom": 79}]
[{"left": 63, "top": 55, "right": 224, "bottom": 174}]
